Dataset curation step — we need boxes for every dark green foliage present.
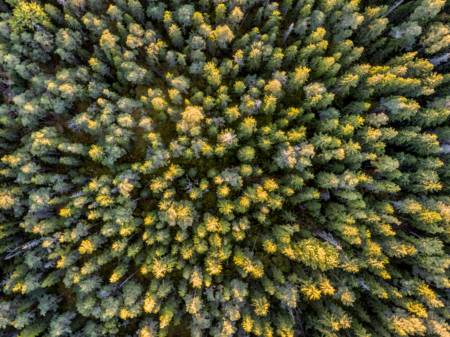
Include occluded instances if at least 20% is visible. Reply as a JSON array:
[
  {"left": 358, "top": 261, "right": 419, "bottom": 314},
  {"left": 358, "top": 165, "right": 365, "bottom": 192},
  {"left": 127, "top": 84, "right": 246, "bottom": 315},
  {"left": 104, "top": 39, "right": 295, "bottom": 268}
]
[{"left": 0, "top": 0, "right": 449, "bottom": 337}]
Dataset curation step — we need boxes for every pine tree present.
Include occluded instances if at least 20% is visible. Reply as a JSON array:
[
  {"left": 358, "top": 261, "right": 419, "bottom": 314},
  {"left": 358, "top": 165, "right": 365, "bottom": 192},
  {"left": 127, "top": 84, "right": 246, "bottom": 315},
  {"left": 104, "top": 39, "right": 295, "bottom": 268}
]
[{"left": 0, "top": 0, "right": 448, "bottom": 336}]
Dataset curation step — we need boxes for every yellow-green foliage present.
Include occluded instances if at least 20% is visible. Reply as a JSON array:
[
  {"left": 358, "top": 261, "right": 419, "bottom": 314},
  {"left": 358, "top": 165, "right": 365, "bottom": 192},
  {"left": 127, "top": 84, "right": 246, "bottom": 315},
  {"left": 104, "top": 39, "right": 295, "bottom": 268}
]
[
  {"left": 10, "top": 1, "right": 50, "bottom": 33},
  {"left": 0, "top": 0, "right": 449, "bottom": 336}
]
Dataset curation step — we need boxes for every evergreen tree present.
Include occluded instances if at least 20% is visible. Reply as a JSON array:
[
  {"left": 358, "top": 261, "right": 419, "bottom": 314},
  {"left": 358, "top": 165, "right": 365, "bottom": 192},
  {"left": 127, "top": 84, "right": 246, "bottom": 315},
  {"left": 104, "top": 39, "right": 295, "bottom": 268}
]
[{"left": 0, "top": 0, "right": 448, "bottom": 336}]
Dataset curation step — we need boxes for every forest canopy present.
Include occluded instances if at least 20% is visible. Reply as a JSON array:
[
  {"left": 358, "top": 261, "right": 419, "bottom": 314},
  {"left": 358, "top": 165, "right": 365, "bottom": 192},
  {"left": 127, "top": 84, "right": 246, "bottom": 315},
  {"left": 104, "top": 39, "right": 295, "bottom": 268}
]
[{"left": 0, "top": 0, "right": 449, "bottom": 336}]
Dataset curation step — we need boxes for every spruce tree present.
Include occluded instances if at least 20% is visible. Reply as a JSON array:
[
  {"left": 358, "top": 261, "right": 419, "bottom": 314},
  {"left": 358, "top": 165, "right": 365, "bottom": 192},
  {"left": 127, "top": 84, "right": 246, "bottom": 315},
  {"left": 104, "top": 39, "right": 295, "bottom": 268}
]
[{"left": 0, "top": 0, "right": 449, "bottom": 337}]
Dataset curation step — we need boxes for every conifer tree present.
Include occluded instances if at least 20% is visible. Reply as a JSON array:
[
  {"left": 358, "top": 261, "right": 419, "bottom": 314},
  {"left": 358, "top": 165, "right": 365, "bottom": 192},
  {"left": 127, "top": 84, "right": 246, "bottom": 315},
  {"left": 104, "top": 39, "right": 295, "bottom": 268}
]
[{"left": 0, "top": 0, "right": 449, "bottom": 336}]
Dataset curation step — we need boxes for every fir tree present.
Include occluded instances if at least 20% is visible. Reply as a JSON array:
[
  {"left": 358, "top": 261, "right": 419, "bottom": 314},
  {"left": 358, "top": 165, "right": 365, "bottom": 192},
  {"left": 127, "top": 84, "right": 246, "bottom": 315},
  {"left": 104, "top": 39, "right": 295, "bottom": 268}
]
[{"left": 0, "top": 0, "right": 449, "bottom": 336}]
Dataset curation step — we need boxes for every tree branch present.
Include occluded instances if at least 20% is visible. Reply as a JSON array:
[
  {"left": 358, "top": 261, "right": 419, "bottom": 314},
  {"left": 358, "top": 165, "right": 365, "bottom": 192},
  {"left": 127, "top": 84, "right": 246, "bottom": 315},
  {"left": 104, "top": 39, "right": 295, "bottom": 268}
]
[
  {"left": 429, "top": 52, "right": 450, "bottom": 66},
  {"left": 384, "top": 0, "right": 405, "bottom": 17}
]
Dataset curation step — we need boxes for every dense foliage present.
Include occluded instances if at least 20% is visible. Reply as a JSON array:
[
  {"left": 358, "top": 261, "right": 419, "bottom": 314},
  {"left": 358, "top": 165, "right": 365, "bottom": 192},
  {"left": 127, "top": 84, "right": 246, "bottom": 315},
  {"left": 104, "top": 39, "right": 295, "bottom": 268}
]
[{"left": 0, "top": 0, "right": 449, "bottom": 336}]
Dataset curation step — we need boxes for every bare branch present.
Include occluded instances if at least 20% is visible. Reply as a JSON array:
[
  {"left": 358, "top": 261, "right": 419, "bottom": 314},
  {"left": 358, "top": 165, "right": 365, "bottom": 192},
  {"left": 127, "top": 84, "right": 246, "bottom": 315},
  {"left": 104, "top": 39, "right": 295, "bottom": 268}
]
[
  {"left": 384, "top": 0, "right": 405, "bottom": 17},
  {"left": 283, "top": 23, "right": 294, "bottom": 44},
  {"left": 429, "top": 52, "right": 450, "bottom": 66}
]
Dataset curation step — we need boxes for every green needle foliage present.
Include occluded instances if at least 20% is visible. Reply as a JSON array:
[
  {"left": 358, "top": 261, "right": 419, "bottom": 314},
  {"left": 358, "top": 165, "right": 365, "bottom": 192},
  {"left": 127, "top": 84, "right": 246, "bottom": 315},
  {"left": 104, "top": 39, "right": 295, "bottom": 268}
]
[{"left": 0, "top": 0, "right": 449, "bottom": 336}]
